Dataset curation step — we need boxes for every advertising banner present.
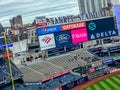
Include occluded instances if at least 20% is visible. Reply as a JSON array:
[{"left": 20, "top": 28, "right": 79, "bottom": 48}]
[
  {"left": 35, "top": 16, "right": 46, "bottom": 24},
  {"left": 53, "top": 69, "right": 70, "bottom": 78},
  {"left": 38, "top": 34, "right": 56, "bottom": 50},
  {"left": 41, "top": 76, "right": 51, "bottom": 83},
  {"left": 37, "top": 25, "right": 61, "bottom": 35},
  {"left": 114, "top": 5, "right": 120, "bottom": 35},
  {"left": 89, "top": 68, "right": 95, "bottom": 73},
  {"left": 71, "top": 28, "right": 88, "bottom": 44},
  {"left": 36, "top": 23, "right": 47, "bottom": 28},
  {"left": 0, "top": 37, "right": 13, "bottom": 49},
  {"left": 0, "top": 43, "right": 13, "bottom": 49},
  {"left": 35, "top": 16, "right": 47, "bottom": 28},
  {"left": 113, "top": 56, "right": 120, "bottom": 61},
  {"left": 62, "top": 77, "right": 87, "bottom": 90},
  {"left": 62, "top": 22, "right": 86, "bottom": 31},
  {"left": 41, "top": 70, "right": 70, "bottom": 83},
  {"left": 102, "top": 59, "right": 114, "bottom": 65},
  {"left": 86, "top": 17, "right": 118, "bottom": 40},
  {"left": 3, "top": 53, "right": 13, "bottom": 58},
  {"left": 54, "top": 31, "right": 72, "bottom": 47},
  {"left": 95, "top": 65, "right": 107, "bottom": 71}
]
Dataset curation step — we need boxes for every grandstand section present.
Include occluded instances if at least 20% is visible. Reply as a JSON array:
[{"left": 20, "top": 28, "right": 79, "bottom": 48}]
[
  {"left": 0, "top": 56, "right": 22, "bottom": 87},
  {"left": 48, "top": 52, "right": 87, "bottom": 69},
  {"left": 1, "top": 72, "right": 82, "bottom": 90},
  {"left": 18, "top": 48, "right": 103, "bottom": 83},
  {"left": 2, "top": 40, "right": 120, "bottom": 90}
]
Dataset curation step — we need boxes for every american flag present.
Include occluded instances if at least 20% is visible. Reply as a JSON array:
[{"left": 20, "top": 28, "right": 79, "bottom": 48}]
[
  {"left": 13, "top": 23, "right": 17, "bottom": 29},
  {"left": 42, "top": 36, "right": 52, "bottom": 44}
]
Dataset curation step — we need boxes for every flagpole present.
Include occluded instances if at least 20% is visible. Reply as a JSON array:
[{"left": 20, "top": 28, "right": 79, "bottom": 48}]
[{"left": 4, "top": 32, "right": 15, "bottom": 90}]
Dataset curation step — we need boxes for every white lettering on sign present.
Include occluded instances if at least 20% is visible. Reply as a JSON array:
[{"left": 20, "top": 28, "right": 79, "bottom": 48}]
[
  {"left": 47, "top": 11, "right": 106, "bottom": 25},
  {"left": 90, "top": 30, "right": 117, "bottom": 39},
  {"left": 62, "top": 22, "right": 86, "bottom": 30},
  {"left": 72, "top": 33, "right": 87, "bottom": 39}
]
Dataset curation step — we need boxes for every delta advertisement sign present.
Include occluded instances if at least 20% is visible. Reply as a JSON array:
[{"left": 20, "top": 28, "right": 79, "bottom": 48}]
[
  {"left": 37, "top": 25, "right": 61, "bottom": 35},
  {"left": 38, "top": 34, "right": 56, "bottom": 50},
  {"left": 86, "top": 17, "right": 118, "bottom": 40}
]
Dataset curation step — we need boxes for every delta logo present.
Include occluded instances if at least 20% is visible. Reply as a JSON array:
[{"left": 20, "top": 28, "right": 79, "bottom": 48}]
[{"left": 42, "top": 36, "right": 52, "bottom": 44}]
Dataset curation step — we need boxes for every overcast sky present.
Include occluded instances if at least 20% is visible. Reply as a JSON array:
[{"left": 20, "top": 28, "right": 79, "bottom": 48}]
[{"left": 0, "top": 0, "right": 79, "bottom": 27}]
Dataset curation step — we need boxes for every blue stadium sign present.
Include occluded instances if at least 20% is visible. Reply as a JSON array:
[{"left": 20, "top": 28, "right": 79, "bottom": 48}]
[
  {"left": 0, "top": 37, "right": 13, "bottom": 49},
  {"left": 0, "top": 43, "right": 13, "bottom": 49},
  {"left": 37, "top": 25, "right": 61, "bottom": 35},
  {"left": 86, "top": 17, "right": 118, "bottom": 40},
  {"left": 54, "top": 31, "right": 72, "bottom": 47},
  {"left": 102, "top": 59, "right": 114, "bottom": 65},
  {"left": 89, "top": 29, "right": 118, "bottom": 40}
]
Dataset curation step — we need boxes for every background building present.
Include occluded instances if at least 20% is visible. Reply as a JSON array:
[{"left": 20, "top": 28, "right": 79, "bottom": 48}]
[
  {"left": 0, "top": 23, "right": 4, "bottom": 36},
  {"left": 26, "top": 27, "right": 40, "bottom": 52},
  {"left": 0, "top": 23, "right": 4, "bottom": 31},
  {"left": 10, "top": 15, "right": 23, "bottom": 28},
  {"left": 78, "top": 0, "right": 108, "bottom": 14},
  {"left": 110, "top": 0, "right": 120, "bottom": 5}
]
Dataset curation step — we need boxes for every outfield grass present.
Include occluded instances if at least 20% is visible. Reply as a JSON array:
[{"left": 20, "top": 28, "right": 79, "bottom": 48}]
[{"left": 83, "top": 74, "right": 120, "bottom": 90}]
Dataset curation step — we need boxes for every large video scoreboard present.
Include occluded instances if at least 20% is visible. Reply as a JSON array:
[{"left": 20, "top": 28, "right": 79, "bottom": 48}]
[{"left": 37, "top": 17, "right": 118, "bottom": 50}]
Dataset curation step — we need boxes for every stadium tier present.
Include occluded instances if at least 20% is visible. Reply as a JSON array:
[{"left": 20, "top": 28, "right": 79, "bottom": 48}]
[
  {"left": 0, "top": 57, "right": 22, "bottom": 87},
  {"left": 2, "top": 73, "right": 82, "bottom": 90},
  {"left": 1, "top": 46, "right": 120, "bottom": 90},
  {"left": 19, "top": 49, "right": 102, "bottom": 82},
  {"left": 89, "top": 44, "right": 120, "bottom": 59}
]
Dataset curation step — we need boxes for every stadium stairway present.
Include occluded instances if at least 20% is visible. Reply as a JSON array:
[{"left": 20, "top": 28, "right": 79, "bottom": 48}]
[{"left": 45, "top": 61, "right": 65, "bottom": 70}]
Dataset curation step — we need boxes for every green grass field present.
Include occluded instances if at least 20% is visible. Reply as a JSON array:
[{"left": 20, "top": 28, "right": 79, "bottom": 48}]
[{"left": 83, "top": 74, "right": 120, "bottom": 90}]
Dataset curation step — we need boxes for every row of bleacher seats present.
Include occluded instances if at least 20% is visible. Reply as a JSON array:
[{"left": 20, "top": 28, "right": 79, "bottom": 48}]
[
  {"left": 72, "top": 49, "right": 101, "bottom": 62},
  {"left": 28, "top": 61, "right": 64, "bottom": 76},
  {"left": 20, "top": 61, "right": 64, "bottom": 82},
  {"left": 48, "top": 53, "right": 87, "bottom": 69},
  {"left": 19, "top": 49, "right": 100, "bottom": 82},
  {"left": 20, "top": 66, "right": 45, "bottom": 82}
]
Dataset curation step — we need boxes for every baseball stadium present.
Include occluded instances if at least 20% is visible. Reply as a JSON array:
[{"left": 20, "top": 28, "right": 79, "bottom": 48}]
[{"left": 0, "top": 4, "right": 120, "bottom": 90}]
